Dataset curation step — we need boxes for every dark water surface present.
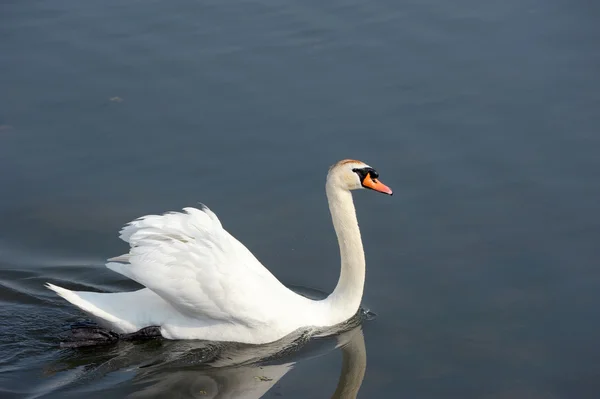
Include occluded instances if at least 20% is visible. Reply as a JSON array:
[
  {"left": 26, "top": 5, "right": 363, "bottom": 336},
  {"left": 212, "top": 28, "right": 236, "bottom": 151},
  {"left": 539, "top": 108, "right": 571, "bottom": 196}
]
[{"left": 1, "top": 0, "right": 600, "bottom": 397}]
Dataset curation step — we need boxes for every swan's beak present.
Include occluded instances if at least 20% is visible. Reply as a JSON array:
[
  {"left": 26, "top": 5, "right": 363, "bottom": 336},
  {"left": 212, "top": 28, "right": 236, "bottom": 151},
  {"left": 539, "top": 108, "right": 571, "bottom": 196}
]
[{"left": 362, "top": 174, "right": 393, "bottom": 195}]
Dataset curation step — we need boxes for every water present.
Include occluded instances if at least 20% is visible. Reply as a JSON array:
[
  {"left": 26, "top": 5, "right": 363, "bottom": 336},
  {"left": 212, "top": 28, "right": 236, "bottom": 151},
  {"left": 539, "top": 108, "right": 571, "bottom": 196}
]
[{"left": 1, "top": 0, "right": 599, "bottom": 397}]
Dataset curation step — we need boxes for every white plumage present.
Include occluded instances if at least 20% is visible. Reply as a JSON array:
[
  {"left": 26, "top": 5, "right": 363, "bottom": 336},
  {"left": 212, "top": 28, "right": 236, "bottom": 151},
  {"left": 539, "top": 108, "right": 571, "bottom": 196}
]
[{"left": 47, "top": 159, "right": 392, "bottom": 344}]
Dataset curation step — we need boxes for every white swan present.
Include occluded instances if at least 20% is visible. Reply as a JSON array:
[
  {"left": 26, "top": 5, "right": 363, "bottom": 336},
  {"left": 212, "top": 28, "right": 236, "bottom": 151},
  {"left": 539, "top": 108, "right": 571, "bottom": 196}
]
[{"left": 46, "top": 159, "right": 392, "bottom": 345}]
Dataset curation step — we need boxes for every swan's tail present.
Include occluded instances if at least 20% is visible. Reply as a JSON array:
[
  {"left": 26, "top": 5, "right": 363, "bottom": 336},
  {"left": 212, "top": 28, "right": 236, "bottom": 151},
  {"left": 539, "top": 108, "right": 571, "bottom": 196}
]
[
  {"left": 45, "top": 283, "right": 132, "bottom": 331},
  {"left": 45, "top": 282, "right": 173, "bottom": 338}
]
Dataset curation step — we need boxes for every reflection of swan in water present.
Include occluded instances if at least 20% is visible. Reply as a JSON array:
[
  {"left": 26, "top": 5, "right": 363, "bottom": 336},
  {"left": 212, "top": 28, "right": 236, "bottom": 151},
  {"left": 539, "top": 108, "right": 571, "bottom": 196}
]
[
  {"left": 47, "top": 311, "right": 368, "bottom": 399},
  {"left": 128, "top": 323, "right": 367, "bottom": 399},
  {"left": 331, "top": 328, "right": 367, "bottom": 399}
]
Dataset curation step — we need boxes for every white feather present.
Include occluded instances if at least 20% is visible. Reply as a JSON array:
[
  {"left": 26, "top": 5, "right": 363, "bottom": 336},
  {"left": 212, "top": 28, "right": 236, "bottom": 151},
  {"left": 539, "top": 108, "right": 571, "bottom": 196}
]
[{"left": 108, "top": 205, "right": 302, "bottom": 325}]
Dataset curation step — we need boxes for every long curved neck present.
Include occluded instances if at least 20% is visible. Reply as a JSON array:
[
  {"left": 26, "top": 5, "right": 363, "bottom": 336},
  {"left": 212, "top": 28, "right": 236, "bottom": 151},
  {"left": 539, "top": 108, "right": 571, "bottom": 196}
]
[{"left": 324, "top": 183, "right": 365, "bottom": 324}]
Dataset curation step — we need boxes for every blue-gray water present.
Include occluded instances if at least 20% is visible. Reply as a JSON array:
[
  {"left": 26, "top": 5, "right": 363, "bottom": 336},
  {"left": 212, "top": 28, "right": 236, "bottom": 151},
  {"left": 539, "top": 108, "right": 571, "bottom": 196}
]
[{"left": 1, "top": 0, "right": 600, "bottom": 397}]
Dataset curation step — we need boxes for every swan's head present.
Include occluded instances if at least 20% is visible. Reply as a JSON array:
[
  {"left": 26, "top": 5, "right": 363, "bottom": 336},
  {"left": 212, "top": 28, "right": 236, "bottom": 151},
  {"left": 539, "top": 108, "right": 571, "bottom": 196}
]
[{"left": 327, "top": 159, "right": 393, "bottom": 195}]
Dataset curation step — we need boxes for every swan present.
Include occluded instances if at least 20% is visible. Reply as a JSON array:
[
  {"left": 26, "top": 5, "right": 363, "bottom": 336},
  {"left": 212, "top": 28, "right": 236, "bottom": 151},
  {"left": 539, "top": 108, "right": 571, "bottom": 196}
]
[{"left": 46, "top": 159, "right": 392, "bottom": 345}]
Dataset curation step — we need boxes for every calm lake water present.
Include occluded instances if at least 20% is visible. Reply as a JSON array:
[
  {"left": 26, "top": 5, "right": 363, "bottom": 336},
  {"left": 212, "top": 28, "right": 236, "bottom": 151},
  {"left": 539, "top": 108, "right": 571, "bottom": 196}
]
[{"left": 1, "top": 0, "right": 600, "bottom": 397}]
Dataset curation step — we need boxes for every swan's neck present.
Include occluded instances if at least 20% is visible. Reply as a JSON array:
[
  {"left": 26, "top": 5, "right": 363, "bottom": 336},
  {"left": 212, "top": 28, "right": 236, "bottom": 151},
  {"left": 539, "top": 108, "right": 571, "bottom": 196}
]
[{"left": 324, "top": 184, "right": 365, "bottom": 324}]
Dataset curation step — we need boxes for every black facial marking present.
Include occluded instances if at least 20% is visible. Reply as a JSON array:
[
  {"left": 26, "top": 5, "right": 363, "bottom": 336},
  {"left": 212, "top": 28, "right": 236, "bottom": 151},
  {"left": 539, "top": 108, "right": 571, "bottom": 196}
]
[{"left": 352, "top": 167, "right": 379, "bottom": 184}]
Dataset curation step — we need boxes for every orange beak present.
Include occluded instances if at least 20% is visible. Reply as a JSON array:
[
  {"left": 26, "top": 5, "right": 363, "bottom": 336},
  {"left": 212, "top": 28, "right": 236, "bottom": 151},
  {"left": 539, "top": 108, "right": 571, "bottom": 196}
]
[{"left": 362, "top": 173, "right": 393, "bottom": 195}]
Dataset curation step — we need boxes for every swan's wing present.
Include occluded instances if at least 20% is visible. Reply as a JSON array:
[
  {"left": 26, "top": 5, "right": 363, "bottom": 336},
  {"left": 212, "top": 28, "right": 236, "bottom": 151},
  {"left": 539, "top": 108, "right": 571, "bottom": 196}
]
[{"left": 106, "top": 205, "right": 288, "bottom": 326}]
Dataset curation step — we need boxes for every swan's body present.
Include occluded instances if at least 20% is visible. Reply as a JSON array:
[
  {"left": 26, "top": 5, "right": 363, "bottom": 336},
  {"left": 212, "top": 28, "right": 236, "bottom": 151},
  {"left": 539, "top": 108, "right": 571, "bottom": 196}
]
[{"left": 47, "top": 159, "right": 392, "bottom": 344}]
